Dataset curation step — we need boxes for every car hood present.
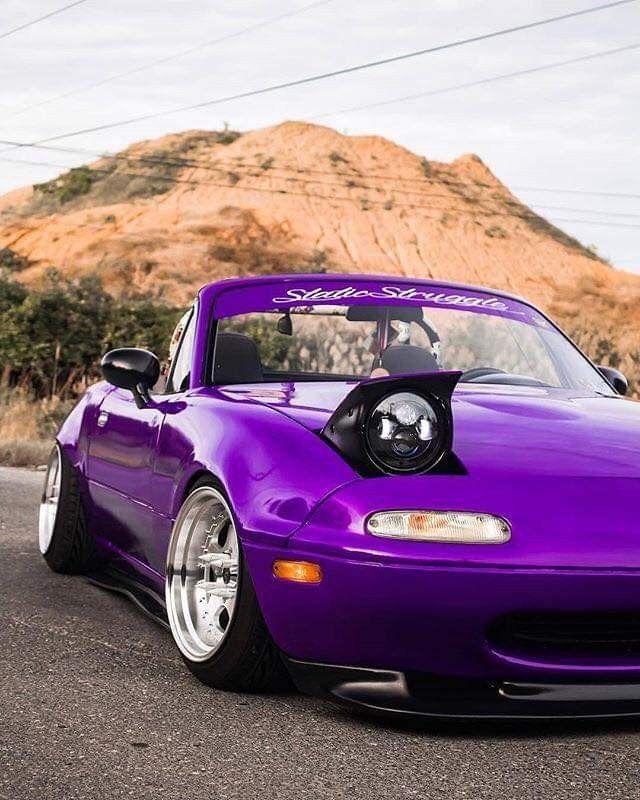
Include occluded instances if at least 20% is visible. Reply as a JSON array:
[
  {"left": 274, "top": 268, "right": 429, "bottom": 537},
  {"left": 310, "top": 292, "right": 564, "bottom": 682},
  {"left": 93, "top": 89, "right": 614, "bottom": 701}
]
[
  {"left": 222, "top": 382, "right": 640, "bottom": 479},
  {"left": 221, "top": 382, "right": 640, "bottom": 568}
]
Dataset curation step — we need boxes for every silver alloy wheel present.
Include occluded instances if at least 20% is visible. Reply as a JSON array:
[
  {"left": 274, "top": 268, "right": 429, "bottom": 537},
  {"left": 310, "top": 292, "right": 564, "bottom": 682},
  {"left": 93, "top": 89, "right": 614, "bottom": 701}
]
[
  {"left": 166, "top": 486, "right": 240, "bottom": 662},
  {"left": 38, "top": 444, "right": 62, "bottom": 555}
]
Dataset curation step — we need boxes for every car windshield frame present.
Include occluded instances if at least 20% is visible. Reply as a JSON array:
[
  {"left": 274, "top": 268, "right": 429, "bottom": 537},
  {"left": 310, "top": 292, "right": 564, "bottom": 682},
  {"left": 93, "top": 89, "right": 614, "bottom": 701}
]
[{"left": 202, "top": 277, "right": 615, "bottom": 395}]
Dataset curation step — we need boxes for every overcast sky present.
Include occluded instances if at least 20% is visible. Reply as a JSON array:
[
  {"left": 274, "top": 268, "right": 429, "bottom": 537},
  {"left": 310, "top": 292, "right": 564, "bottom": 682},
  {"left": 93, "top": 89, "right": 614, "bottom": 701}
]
[{"left": 0, "top": 0, "right": 638, "bottom": 271}]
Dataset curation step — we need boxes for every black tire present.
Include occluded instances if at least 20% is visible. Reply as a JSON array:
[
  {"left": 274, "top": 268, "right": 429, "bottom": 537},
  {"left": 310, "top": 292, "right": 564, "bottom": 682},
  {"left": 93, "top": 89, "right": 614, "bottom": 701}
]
[
  {"left": 169, "top": 477, "right": 291, "bottom": 693},
  {"left": 40, "top": 444, "right": 95, "bottom": 574}
]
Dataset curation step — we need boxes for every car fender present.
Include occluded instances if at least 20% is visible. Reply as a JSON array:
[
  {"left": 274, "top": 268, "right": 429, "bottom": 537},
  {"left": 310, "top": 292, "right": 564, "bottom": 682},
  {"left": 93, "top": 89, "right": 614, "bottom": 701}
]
[{"left": 154, "top": 389, "right": 358, "bottom": 546}]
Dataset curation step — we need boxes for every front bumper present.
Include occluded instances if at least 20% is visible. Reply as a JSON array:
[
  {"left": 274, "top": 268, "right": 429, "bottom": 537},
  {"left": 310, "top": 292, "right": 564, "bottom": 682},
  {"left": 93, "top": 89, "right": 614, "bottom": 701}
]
[
  {"left": 246, "top": 538, "right": 640, "bottom": 680},
  {"left": 286, "top": 659, "right": 640, "bottom": 719},
  {"left": 244, "top": 470, "right": 640, "bottom": 717}
]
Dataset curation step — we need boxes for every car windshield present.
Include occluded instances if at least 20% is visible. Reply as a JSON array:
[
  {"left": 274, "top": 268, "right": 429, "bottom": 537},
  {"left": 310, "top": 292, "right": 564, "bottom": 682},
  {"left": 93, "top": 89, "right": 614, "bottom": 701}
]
[{"left": 214, "top": 303, "right": 614, "bottom": 394}]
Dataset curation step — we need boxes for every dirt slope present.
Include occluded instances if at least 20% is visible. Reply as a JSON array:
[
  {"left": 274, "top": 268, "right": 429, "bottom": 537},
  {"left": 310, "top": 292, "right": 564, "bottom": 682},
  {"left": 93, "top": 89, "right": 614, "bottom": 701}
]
[{"left": 1, "top": 120, "right": 638, "bottom": 388}]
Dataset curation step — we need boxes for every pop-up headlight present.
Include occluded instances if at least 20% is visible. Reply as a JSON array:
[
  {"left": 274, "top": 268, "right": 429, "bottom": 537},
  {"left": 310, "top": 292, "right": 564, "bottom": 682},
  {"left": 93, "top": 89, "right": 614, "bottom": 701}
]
[{"left": 321, "top": 371, "right": 462, "bottom": 477}]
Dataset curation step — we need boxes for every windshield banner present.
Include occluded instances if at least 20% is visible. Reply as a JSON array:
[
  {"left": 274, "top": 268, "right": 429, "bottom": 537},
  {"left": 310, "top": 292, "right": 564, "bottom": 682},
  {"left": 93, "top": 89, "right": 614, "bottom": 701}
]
[{"left": 208, "top": 278, "right": 549, "bottom": 327}]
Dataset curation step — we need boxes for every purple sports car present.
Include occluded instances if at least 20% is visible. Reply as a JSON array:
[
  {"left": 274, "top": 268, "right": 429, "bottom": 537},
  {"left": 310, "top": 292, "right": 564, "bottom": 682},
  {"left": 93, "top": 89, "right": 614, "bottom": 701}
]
[{"left": 39, "top": 274, "right": 640, "bottom": 718}]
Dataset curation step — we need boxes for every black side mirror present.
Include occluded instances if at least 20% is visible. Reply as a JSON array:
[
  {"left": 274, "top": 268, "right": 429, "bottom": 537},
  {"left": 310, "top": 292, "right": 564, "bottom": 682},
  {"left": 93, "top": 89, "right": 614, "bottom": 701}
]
[
  {"left": 598, "top": 365, "right": 629, "bottom": 396},
  {"left": 101, "top": 348, "right": 160, "bottom": 408},
  {"left": 277, "top": 312, "right": 293, "bottom": 336}
]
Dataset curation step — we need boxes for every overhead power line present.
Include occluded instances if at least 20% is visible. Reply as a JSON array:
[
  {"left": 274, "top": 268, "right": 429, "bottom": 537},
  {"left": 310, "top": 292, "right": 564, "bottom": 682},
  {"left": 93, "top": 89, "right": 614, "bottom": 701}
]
[
  {"left": 509, "top": 185, "right": 640, "bottom": 200},
  {"left": 1, "top": 153, "right": 639, "bottom": 231},
  {"left": 3, "top": 0, "right": 635, "bottom": 147},
  {"left": 1, "top": 137, "right": 639, "bottom": 203},
  {"left": 4, "top": 0, "right": 334, "bottom": 118},
  {"left": 532, "top": 204, "right": 640, "bottom": 219},
  {"left": 0, "top": 0, "right": 90, "bottom": 41},
  {"left": 316, "top": 43, "right": 640, "bottom": 118},
  {"left": 550, "top": 217, "right": 640, "bottom": 229}
]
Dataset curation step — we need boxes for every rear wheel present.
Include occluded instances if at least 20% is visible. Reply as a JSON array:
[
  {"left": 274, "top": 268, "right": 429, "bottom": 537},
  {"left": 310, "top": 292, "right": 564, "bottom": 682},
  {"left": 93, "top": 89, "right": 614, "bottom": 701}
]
[
  {"left": 39, "top": 444, "right": 94, "bottom": 573},
  {"left": 165, "top": 478, "right": 290, "bottom": 692}
]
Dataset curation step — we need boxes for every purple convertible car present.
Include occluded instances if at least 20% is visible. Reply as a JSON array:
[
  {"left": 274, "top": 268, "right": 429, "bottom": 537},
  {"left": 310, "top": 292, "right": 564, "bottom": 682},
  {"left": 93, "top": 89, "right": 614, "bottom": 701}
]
[{"left": 39, "top": 274, "right": 640, "bottom": 718}]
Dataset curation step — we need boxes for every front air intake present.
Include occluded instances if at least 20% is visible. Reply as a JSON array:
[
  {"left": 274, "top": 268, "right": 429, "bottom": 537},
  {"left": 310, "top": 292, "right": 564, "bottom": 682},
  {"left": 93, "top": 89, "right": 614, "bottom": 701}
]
[{"left": 489, "top": 612, "right": 640, "bottom": 657}]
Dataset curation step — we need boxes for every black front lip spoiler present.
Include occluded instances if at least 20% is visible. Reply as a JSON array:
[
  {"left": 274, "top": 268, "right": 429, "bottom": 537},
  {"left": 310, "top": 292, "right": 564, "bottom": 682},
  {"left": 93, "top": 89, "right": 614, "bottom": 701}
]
[{"left": 285, "top": 659, "right": 640, "bottom": 719}]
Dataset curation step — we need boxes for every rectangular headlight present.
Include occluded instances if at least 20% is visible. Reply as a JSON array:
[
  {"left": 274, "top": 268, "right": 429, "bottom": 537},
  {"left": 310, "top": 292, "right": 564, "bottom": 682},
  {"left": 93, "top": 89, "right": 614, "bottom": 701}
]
[{"left": 366, "top": 511, "right": 511, "bottom": 544}]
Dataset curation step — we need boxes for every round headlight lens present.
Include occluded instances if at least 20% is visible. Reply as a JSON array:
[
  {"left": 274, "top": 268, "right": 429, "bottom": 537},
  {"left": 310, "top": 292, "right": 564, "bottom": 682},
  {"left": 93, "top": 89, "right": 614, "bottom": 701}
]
[{"left": 365, "top": 392, "right": 442, "bottom": 473}]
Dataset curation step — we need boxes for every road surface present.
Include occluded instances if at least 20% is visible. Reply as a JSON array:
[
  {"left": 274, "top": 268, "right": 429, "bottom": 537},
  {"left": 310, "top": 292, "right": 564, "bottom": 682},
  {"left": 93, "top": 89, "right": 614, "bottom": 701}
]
[{"left": 2, "top": 465, "right": 640, "bottom": 799}]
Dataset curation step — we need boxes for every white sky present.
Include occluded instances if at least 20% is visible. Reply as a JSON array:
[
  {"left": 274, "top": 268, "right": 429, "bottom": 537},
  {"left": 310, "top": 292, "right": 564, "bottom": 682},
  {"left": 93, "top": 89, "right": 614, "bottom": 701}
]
[{"left": 0, "top": 0, "right": 638, "bottom": 271}]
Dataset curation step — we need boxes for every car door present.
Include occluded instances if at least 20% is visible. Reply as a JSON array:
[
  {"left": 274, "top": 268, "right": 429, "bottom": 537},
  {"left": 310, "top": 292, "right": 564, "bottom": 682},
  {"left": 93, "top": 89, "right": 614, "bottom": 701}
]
[
  {"left": 86, "top": 306, "right": 194, "bottom": 571},
  {"left": 144, "top": 305, "right": 198, "bottom": 574},
  {"left": 86, "top": 385, "right": 163, "bottom": 565}
]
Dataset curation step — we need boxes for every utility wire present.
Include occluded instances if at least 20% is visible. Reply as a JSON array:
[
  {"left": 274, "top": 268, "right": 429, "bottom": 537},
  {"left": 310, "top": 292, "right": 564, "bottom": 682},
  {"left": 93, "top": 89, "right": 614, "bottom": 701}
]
[
  {"left": 550, "top": 217, "right": 640, "bottom": 229},
  {"left": 0, "top": 151, "right": 520, "bottom": 212},
  {"left": 2, "top": 153, "right": 639, "bottom": 230},
  {"left": 4, "top": 0, "right": 334, "bottom": 119},
  {"left": 510, "top": 185, "right": 640, "bottom": 199},
  {"left": 1, "top": 137, "right": 639, "bottom": 205},
  {"left": 0, "top": 0, "right": 90, "bottom": 41},
  {"left": 3, "top": 0, "right": 635, "bottom": 147},
  {"left": 532, "top": 204, "right": 640, "bottom": 219},
  {"left": 316, "top": 43, "right": 640, "bottom": 118}
]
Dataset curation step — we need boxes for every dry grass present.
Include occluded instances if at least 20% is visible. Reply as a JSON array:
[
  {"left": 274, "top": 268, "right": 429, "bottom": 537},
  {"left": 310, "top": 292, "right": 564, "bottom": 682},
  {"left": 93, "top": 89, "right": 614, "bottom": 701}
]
[
  {"left": 550, "top": 279, "right": 640, "bottom": 400},
  {"left": 0, "top": 393, "right": 73, "bottom": 468},
  {"left": 0, "top": 440, "right": 51, "bottom": 468}
]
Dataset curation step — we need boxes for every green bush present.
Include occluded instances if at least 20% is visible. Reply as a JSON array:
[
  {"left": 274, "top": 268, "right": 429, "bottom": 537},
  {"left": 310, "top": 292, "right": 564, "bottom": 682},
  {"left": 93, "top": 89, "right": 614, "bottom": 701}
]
[
  {"left": 34, "top": 165, "right": 98, "bottom": 204},
  {"left": 0, "top": 248, "right": 30, "bottom": 272},
  {"left": 0, "top": 270, "right": 181, "bottom": 398},
  {"left": 214, "top": 123, "right": 241, "bottom": 146}
]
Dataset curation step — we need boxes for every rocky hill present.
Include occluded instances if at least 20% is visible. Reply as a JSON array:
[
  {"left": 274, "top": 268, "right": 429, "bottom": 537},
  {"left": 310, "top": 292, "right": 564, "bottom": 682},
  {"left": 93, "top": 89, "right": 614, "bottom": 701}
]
[{"left": 1, "top": 120, "right": 639, "bottom": 391}]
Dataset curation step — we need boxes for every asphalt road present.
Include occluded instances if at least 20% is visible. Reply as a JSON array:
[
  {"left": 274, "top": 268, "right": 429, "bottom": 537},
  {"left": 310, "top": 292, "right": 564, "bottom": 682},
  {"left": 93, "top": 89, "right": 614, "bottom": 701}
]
[{"left": 2, "top": 467, "right": 640, "bottom": 800}]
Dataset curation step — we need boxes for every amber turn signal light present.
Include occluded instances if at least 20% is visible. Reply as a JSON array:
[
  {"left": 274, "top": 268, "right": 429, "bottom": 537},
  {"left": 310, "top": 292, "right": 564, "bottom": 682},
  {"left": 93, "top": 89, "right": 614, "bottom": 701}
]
[{"left": 272, "top": 560, "right": 323, "bottom": 584}]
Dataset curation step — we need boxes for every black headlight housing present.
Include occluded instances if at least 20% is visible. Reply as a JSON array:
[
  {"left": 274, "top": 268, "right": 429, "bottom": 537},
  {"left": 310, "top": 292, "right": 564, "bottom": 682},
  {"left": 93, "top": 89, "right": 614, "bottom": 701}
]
[{"left": 321, "top": 371, "right": 462, "bottom": 477}]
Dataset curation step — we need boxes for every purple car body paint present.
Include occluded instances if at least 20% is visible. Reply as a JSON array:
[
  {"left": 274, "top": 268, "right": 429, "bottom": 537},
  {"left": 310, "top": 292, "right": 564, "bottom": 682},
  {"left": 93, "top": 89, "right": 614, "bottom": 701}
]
[{"left": 50, "top": 274, "right": 640, "bottom": 717}]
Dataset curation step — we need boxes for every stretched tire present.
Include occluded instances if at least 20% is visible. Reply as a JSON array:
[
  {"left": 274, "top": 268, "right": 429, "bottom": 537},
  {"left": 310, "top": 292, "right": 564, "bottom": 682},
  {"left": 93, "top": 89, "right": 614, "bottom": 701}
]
[
  {"left": 38, "top": 443, "right": 94, "bottom": 574},
  {"left": 165, "top": 477, "right": 290, "bottom": 692}
]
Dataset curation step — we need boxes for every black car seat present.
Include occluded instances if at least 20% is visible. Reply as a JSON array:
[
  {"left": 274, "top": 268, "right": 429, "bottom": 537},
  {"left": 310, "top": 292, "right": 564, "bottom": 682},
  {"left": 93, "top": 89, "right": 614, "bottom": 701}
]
[
  {"left": 381, "top": 345, "right": 439, "bottom": 376},
  {"left": 214, "top": 333, "right": 264, "bottom": 384}
]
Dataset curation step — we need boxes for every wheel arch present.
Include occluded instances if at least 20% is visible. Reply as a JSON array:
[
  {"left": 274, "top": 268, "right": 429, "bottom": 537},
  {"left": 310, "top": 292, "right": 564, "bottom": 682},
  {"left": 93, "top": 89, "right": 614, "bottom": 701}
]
[
  {"left": 177, "top": 471, "right": 261, "bottom": 555},
  {"left": 180, "top": 468, "right": 221, "bottom": 502}
]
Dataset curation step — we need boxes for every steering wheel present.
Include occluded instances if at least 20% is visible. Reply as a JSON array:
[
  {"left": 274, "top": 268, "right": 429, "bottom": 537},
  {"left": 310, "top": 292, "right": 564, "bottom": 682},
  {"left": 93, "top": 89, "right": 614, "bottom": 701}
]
[{"left": 460, "top": 367, "right": 507, "bottom": 382}]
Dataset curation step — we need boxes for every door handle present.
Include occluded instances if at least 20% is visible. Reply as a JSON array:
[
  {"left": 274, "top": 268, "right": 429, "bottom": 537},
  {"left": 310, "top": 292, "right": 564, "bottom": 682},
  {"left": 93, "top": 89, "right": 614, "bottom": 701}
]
[{"left": 97, "top": 411, "right": 109, "bottom": 428}]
